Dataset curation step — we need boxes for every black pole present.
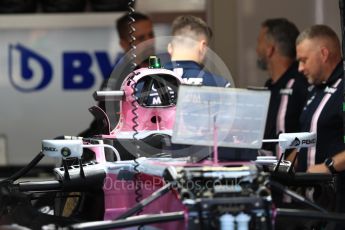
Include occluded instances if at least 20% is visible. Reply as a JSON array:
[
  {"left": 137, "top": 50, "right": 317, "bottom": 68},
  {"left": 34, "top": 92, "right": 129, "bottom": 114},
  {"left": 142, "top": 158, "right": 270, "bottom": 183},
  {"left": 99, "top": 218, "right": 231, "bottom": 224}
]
[
  {"left": 339, "top": 0, "right": 345, "bottom": 143},
  {"left": 0, "top": 151, "right": 45, "bottom": 185},
  {"left": 115, "top": 183, "right": 173, "bottom": 220},
  {"left": 268, "top": 180, "right": 327, "bottom": 213},
  {"left": 277, "top": 208, "right": 345, "bottom": 222},
  {"left": 69, "top": 211, "right": 185, "bottom": 230}
]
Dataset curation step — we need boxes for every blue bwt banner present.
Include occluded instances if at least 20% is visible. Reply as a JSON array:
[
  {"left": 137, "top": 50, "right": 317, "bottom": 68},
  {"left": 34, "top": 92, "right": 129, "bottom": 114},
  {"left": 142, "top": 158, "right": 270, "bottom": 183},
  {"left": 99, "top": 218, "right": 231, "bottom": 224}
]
[{"left": 0, "top": 14, "right": 120, "bottom": 164}]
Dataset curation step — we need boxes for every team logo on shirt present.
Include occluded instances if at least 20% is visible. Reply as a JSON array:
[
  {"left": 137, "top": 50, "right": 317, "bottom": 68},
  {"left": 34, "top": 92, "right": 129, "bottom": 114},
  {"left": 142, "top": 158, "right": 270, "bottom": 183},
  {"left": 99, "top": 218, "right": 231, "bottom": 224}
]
[
  {"left": 183, "top": 78, "right": 203, "bottom": 85},
  {"left": 324, "top": 86, "right": 337, "bottom": 94},
  {"left": 280, "top": 88, "right": 293, "bottom": 95}
]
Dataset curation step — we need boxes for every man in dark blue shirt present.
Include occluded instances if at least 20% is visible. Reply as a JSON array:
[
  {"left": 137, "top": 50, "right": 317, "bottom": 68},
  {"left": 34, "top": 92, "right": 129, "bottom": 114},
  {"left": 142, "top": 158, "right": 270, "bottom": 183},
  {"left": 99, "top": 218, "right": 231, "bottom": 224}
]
[
  {"left": 163, "top": 15, "right": 230, "bottom": 161},
  {"left": 165, "top": 61, "right": 229, "bottom": 87},
  {"left": 256, "top": 18, "right": 309, "bottom": 156},
  {"left": 165, "top": 15, "right": 230, "bottom": 88}
]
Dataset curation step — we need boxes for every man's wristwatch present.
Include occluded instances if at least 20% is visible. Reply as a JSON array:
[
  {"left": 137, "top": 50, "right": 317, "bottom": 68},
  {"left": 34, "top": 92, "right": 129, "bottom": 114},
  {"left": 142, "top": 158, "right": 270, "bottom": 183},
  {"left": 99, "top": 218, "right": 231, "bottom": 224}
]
[{"left": 324, "top": 158, "right": 338, "bottom": 174}]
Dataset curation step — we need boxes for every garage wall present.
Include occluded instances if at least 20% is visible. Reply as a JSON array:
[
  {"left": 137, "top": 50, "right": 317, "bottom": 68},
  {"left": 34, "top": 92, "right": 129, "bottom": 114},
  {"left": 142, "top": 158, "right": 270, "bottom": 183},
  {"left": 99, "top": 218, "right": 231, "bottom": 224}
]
[{"left": 208, "top": 0, "right": 341, "bottom": 88}]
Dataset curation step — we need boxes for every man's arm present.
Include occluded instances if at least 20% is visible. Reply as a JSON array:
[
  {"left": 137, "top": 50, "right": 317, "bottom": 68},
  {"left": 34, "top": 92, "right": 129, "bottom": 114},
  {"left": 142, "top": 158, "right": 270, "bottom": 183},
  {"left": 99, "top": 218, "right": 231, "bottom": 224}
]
[
  {"left": 286, "top": 149, "right": 297, "bottom": 163},
  {"left": 307, "top": 150, "right": 345, "bottom": 174}
]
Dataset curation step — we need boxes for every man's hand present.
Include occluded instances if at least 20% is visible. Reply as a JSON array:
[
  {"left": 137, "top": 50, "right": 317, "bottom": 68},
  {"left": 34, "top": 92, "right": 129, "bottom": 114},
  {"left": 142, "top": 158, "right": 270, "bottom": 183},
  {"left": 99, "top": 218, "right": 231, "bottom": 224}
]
[{"left": 307, "top": 163, "right": 331, "bottom": 174}]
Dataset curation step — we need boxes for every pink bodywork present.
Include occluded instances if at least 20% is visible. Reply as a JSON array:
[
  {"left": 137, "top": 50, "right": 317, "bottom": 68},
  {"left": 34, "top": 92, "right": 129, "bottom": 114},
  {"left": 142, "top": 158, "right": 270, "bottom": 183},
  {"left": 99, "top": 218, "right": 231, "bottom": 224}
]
[
  {"left": 91, "top": 145, "right": 186, "bottom": 229},
  {"left": 103, "top": 173, "right": 186, "bottom": 229},
  {"left": 93, "top": 67, "right": 186, "bottom": 228}
]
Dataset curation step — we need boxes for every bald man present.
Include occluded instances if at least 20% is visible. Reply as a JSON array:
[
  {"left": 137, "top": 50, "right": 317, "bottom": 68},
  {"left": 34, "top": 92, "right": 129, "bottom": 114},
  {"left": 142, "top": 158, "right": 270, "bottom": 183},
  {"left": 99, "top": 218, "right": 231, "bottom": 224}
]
[
  {"left": 294, "top": 25, "right": 343, "bottom": 173},
  {"left": 291, "top": 25, "right": 345, "bottom": 217}
]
